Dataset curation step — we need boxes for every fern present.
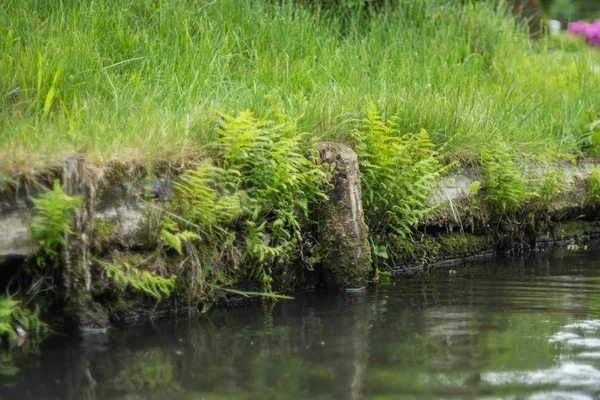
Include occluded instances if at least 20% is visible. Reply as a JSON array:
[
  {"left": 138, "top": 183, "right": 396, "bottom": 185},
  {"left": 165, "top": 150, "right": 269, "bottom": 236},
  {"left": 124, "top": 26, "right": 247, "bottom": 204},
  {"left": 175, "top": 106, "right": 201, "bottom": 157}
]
[
  {"left": 215, "top": 111, "right": 326, "bottom": 287},
  {"left": 160, "top": 217, "right": 201, "bottom": 255},
  {"left": 528, "top": 151, "right": 572, "bottom": 208},
  {"left": 481, "top": 144, "right": 530, "bottom": 212},
  {"left": 0, "top": 296, "right": 48, "bottom": 346},
  {"left": 0, "top": 297, "right": 20, "bottom": 343},
  {"left": 353, "top": 102, "right": 453, "bottom": 239},
  {"left": 481, "top": 145, "right": 569, "bottom": 212},
  {"left": 102, "top": 261, "right": 176, "bottom": 301},
  {"left": 171, "top": 111, "right": 327, "bottom": 290},
  {"left": 28, "top": 180, "right": 82, "bottom": 266},
  {"left": 172, "top": 159, "right": 244, "bottom": 238},
  {"left": 243, "top": 219, "right": 292, "bottom": 291},
  {"left": 589, "top": 166, "right": 600, "bottom": 205}
]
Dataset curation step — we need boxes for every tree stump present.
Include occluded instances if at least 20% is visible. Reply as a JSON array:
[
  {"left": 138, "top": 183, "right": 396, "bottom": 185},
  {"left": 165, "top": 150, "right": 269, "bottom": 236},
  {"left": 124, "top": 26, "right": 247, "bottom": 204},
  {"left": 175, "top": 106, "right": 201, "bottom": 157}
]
[
  {"left": 317, "top": 142, "right": 372, "bottom": 289},
  {"left": 62, "top": 155, "right": 108, "bottom": 333}
]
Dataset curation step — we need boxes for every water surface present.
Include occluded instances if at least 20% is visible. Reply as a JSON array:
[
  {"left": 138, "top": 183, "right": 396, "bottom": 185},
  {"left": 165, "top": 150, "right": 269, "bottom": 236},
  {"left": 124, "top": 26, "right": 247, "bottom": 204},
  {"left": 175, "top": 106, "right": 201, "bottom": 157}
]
[{"left": 3, "top": 245, "right": 600, "bottom": 400}]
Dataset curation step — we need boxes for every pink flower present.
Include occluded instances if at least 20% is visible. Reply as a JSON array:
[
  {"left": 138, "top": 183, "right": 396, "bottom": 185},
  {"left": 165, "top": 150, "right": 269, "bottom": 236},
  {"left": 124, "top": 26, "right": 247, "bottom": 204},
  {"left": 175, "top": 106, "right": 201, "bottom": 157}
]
[
  {"left": 588, "top": 33, "right": 600, "bottom": 47},
  {"left": 586, "top": 26, "right": 600, "bottom": 47},
  {"left": 568, "top": 20, "right": 600, "bottom": 48},
  {"left": 568, "top": 21, "right": 590, "bottom": 35}
]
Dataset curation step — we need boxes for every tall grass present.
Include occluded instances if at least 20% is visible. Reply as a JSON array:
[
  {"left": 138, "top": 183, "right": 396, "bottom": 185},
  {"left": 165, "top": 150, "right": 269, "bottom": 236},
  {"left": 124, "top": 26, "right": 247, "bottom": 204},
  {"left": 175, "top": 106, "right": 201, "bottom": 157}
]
[{"left": 0, "top": 0, "right": 598, "bottom": 174}]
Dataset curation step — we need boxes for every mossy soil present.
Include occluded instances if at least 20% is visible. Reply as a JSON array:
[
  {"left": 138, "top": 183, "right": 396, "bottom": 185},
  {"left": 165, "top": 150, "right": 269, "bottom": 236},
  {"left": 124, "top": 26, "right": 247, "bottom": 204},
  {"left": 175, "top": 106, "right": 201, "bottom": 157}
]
[
  {"left": 387, "top": 219, "right": 600, "bottom": 276},
  {"left": 87, "top": 197, "right": 600, "bottom": 322}
]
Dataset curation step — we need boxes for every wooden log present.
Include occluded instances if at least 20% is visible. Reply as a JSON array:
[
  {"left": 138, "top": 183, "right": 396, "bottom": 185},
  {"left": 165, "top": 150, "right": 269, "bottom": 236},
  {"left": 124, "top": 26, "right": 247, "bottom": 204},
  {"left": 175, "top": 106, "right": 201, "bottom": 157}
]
[
  {"left": 317, "top": 142, "right": 372, "bottom": 289},
  {"left": 61, "top": 155, "right": 108, "bottom": 333}
]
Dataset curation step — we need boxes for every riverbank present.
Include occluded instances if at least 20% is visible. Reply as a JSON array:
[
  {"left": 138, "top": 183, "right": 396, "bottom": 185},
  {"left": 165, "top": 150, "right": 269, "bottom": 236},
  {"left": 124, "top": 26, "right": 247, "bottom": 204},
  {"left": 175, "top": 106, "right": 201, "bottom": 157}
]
[
  {"left": 3, "top": 139, "right": 600, "bottom": 337},
  {"left": 2, "top": 0, "right": 600, "bottom": 343},
  {"left": 4, "top": 156, "right": 600, "bottom": 275}
]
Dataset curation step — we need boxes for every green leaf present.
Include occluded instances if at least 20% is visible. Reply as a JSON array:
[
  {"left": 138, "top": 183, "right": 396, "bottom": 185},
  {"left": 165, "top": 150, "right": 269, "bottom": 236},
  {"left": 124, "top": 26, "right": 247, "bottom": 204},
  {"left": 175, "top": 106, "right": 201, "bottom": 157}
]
[
  {"left": 469, "top": 181, "right": 482, "bottom": 193},
  {"left": 28, "top": 180, "right": 82, "bottom": 268},
  {"left": 43, "top": 69, "right": 61, "bottom": 116},
  {"left": 161, "top": 229, "right": 182, "bottom": 255},
  {"left": 217, "top": 288, "right": 293, "bottom": 299},
  {"left": 374, "top": 245, "right": 388, "bottom": 259},
  {"left": 376, "top": 269, "right": 391, "bottom": 283}
]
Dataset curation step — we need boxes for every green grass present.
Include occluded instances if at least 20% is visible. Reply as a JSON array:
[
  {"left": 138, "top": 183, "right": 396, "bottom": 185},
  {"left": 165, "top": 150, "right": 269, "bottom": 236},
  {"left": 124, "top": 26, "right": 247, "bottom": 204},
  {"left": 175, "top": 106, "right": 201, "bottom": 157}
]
[{"left": 1, "top": 0, "right": 599, "bottom": 175}]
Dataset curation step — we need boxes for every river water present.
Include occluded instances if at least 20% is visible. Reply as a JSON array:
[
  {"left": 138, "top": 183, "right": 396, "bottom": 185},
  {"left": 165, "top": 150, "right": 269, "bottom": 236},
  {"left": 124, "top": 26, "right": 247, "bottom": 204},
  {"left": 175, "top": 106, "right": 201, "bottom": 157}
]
[{"left": 3, "top": 245, "right": 600, "bottom": 400}]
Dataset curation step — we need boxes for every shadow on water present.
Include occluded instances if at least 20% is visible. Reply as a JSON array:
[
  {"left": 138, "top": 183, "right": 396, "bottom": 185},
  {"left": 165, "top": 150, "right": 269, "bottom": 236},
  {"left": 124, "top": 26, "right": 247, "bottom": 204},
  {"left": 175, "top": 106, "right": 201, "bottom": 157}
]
[{"left": 3, "top": 244, "right": 600, "bottom": 399}]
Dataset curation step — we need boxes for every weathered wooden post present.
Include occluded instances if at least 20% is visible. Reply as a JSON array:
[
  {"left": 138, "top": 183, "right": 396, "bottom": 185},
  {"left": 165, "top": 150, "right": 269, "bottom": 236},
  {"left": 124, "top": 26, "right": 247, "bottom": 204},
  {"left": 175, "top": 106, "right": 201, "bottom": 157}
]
[
  {"left": 317, "top": 142, "right": 372, "bottom": 289},
  {"left": 62, "top": 155, "right": 108, "bottom": 333}
]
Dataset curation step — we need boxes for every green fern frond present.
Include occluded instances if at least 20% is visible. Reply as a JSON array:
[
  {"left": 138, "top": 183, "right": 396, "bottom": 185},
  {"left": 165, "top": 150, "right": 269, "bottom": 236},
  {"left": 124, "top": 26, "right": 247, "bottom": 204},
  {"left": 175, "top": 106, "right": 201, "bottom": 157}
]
[
  {"left": 589, "top": 166, "right": 600, "bottom": 205},
  {"left": 103, "top": 261, "right": 176, "bottom": 301},
  {"left": 160, "top": 217, "right": 201, "bottom": 255},
  {"left": 481, "top": 144, "right": 530, "bottom": 212},
  {"left": 0, "top": 296, "right": 48, "bottom": 346},
  {"left": 28, "top": 180, "right": 82, "bottom": 267},
  {"left": 355, "top": 102, "right": 452, "bottom": 240},
  {"left": 171, "top": 110, "right": 328, "bottom": 290}
]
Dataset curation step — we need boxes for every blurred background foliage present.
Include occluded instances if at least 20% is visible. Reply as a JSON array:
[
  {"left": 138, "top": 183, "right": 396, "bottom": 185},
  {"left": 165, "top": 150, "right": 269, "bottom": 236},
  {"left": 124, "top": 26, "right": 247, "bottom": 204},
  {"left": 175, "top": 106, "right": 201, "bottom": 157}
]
[
  {"left": 283, "top": 0, "right": 600, "bottom": 30},
  {"left": 541, "top": 0, "right": 600, "bottom": 23}
]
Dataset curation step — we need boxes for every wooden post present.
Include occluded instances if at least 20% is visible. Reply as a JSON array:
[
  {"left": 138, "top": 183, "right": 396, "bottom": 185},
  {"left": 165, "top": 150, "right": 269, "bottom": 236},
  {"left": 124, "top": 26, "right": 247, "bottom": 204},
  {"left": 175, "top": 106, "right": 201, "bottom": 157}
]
[
  {"left": 62, "top": 155, "right": 108, "bottom": 333},
  {"left": 317, "top": 142, "right": 372, "bottom": 289}
]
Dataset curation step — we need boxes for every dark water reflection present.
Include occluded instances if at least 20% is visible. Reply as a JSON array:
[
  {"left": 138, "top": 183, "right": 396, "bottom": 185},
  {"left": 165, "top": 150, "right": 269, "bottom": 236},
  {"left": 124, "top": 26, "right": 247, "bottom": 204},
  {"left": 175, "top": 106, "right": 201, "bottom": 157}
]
[{"left": 3, "top": 245, "right": 600, "bottom": 400}]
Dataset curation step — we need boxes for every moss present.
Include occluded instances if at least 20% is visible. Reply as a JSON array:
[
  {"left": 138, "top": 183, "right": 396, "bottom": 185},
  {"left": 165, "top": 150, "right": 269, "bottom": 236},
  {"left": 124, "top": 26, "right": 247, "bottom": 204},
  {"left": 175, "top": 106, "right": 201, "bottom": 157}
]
[
  {"left": 388, "top": 215, "right": 600, "bottom": 272},
  {"left": 105, "top": 296, "right": 128, "bottom": 314},
  {"left": 422, "top": 195, "right": 491, "bottom": 234},
  {"left": 387, "top": 232, "right": 494, "bottom": 268},
  {"left": 588, "top": 166, "right": 600, "bottom": 205},
  {"left": 111, "top": 252, "right": 146, "bottom": 267},
  {"left": 94, "top": 217, "right": 117, "bottom": 250},
  {"left": 173, "top": 271, "right": 214, "bottom": 305},
  {"left": 388, "top": 238, "right": 441, "bottom": 266},
  {"left": 173, "top": 276, "right": 192, "bottom": 300},
  {"left": 318, "top": 190, "right": 372, "bottom": 289},
  {"left": 138, "top": 205, "right": 162, "bottom": 248},
  {"left": 553, "top": 220, "right": 600, "bottom": 241},
  {"left": 437, "top": 233, "right": 494, "bottom": 258}
]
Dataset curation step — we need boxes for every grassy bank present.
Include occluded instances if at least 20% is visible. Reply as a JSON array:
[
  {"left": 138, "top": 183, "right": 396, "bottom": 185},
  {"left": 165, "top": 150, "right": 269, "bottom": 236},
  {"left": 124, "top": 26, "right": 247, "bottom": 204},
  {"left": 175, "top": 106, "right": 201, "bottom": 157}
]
[{"left": 1, "top": 0, "right": 599, "bottom": 176}]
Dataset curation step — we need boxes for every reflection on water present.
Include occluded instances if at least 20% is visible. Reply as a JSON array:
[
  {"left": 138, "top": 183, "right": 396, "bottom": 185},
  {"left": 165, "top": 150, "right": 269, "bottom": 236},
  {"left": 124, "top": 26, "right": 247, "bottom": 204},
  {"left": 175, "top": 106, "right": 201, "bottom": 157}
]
[{"left": 3, "top": 245, "right": 600, "bottom": 399}]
